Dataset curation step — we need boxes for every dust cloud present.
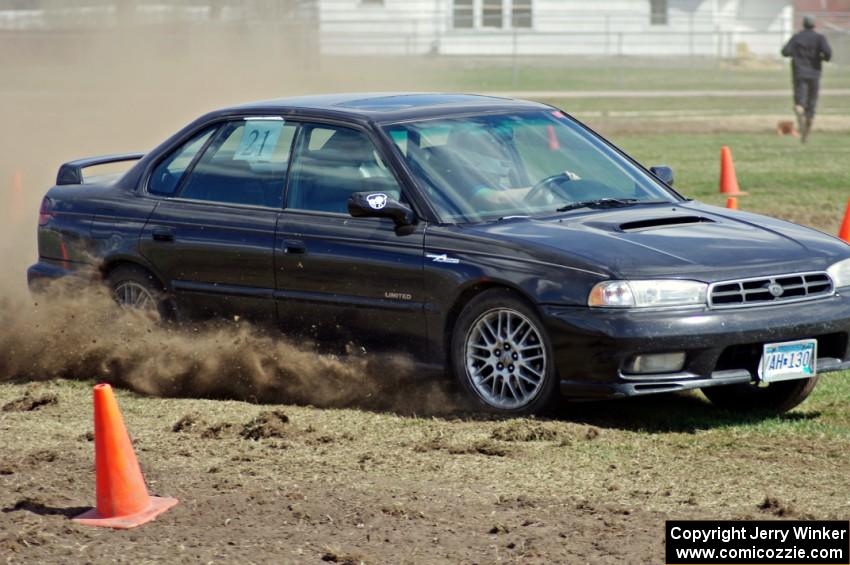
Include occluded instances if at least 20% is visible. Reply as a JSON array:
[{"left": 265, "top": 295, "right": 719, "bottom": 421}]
[
  {"left": 0, "top": 279, "right": 455, "bottom": 412},
  {"left": 0, "top": 18, "right": 459, "bottom": 414}
]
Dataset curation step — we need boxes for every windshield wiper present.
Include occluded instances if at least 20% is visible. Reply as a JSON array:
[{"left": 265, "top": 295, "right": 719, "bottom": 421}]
[
  {"left": 556, "top": 198, "right": 640, "bottom": 213},
  {"left": 555, "top": 198, "right": 672, "bottom": 213}
]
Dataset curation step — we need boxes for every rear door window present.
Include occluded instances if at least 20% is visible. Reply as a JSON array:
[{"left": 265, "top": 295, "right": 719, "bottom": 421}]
[{"left": 177, "top": 119, "right": 297, "bottom": 208}]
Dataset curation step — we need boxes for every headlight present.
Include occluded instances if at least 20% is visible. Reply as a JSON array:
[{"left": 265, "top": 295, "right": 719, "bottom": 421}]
[
  {"left": 828, "top": 258, "right": 850, "bottom": 288},
  {"left": 588, "top": 280, "right": 707, "bottom": 308}
]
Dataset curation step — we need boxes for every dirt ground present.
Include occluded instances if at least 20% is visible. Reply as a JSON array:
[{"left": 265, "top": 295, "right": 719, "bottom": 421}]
[
  {"left": 4, "top": 379, "right": 849, "bottom": 565},
  {"left": 0, "top": 381, "right": 661, "bottom": 564}
]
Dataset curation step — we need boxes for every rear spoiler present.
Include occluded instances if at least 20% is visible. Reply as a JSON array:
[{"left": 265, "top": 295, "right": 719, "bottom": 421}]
[{"left": 56, "top": 152, "right": 145, "bottom": 185}]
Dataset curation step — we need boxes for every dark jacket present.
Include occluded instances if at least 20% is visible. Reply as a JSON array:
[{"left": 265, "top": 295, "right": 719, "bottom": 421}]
[{"left": 782, "top": 29, "right": 832, "bottom": 79}]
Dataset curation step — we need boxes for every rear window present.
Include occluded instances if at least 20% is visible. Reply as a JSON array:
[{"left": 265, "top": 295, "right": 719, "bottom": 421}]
[{"left": 149, "top": 127, "right": 215, "bottom": 196}]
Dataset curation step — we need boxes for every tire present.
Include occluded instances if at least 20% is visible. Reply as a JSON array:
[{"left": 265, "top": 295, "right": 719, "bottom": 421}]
[
  {"left": 106, "top": 265, "right": 173, "bottom": 321},
  {"left": 701, "top": 376, "right": 818, "bottom": 414},
  {"left": 450, "top": 288, "right": 558, "bottom": 415}
]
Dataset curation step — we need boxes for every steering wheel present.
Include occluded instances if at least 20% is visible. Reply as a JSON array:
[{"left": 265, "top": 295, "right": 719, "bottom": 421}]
[{"left": 524, "top": 172, "right": 577, "bottom": 207}]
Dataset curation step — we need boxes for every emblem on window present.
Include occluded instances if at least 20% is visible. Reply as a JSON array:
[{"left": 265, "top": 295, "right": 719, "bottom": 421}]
[{"left": 366, "top": 193, "right": 388, "bottom": 210}]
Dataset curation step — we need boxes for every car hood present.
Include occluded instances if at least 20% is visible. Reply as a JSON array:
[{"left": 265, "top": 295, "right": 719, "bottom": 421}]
[{"left": 462, "top": 202, "right": 850, "bottom": 280}]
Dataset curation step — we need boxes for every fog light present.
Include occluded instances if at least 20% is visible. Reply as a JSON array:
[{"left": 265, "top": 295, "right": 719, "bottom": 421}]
[{"left": 625, "top": 352, "right": 686, "bottom": 374}]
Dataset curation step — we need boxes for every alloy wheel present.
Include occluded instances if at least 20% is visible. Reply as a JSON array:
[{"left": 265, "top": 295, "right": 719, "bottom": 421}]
[
  {"left": 114, "top": 281, "right": 157, "bottom": 312},
  {"left": 464, "top": 308, "right": 547, "bottom": 410}
]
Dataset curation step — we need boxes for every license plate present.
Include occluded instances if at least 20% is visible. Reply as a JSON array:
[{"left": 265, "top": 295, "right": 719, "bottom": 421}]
[{"left": 758, "top": 339, "right": 818, "bottom": 383}]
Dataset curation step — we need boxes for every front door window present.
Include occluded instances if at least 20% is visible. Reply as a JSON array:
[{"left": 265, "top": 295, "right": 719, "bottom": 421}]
[{"left": 286, "top": 124, "right": 402, "bottom": 214}]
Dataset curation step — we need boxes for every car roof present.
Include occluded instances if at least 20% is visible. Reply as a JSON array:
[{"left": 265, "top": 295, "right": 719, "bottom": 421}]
[{"left": 221, "top": 92, "right": 551, "bottom": 123}]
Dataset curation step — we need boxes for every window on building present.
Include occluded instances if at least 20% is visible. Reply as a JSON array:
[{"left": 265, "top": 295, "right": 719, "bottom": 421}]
[
  {"left": 511, "top": 0, "right": 532, "bottom": 28},
  {"left": 481, "top": 0, "right": 504, "bottom": 28},
  {"left": 452, "top": 0, "right": 531, "bottom": 31},
  {"left": 453, "top": 0, "right": 474, "bottom": 28},
  {"left": 650, "top": 0, "right": 668, "bottom": 25}
]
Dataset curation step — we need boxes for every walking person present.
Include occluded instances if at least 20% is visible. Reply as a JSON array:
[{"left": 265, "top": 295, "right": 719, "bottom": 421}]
[{"left": 781, "top": 15, "right": 832, "bottom": 143}]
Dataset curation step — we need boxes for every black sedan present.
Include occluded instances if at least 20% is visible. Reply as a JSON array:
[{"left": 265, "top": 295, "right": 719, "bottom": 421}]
[{"left": 28, "top": 93, "right": 850, "bottom": 415}]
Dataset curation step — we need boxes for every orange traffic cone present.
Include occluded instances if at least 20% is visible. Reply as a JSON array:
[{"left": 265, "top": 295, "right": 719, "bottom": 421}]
[
  {"left": 73, "top": 384, "right": 177, "bottom": 529},
  {"left": 726, "top": 197, "right": 739, "bottom": 210},
  {"left": 719, "top": 146, "right": 746, "bottom": 196},
  {"left": 839, "top": 199, "right": 850, "bottom": 243}
]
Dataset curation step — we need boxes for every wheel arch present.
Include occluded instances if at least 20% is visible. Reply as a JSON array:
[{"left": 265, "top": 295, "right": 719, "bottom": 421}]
[
  {"left": 443, "top": 280, "right": 541, "bottom": 357},
  {"left": 99, "top": 256, "right": 167, "bottom": 291}
]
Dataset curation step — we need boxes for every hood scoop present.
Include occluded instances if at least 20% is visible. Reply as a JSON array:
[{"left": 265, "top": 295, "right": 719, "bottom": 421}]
[{"left": 619, "top": 215, "right": 716, "bottom": 232}]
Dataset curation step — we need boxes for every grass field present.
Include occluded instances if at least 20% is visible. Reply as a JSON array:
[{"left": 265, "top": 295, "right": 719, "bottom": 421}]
[
  {"left": 1, "top": 54, "right": 850, "bottom": 563},
  {"left": 617, "top": 132, "right": 850, "bottom": 233},
  {"left": 337, "top": 57, "right": 850, "bottom": 93}
]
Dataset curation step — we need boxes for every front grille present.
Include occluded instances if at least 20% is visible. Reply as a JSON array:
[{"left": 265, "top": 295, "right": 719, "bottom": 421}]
[{"left": 708, "top": 271, "right": 833, "bottom": 309}]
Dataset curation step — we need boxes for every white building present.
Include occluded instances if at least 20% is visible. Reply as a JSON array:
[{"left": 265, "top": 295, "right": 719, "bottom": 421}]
[{"left": 317, "top": 0, "right": 796, "bottom": 57}]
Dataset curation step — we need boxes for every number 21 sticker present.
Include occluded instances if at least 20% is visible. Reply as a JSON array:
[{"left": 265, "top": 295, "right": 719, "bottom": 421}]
[{"left": 235, "top": 120, "right": 284, "bottom": 161}]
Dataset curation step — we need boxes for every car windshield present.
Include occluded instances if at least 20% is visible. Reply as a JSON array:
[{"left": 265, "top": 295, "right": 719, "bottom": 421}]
[{"left": 383, "top": 110, "right": 677, "bottom": 223}]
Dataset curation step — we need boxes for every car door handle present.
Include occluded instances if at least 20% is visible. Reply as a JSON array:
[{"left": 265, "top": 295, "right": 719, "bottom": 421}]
[
  {"left": 152, "top": 228, "right": 175, "bottom": 243},
  {"left": 283, "top": 239, "right": 306, "bottom": 254}
]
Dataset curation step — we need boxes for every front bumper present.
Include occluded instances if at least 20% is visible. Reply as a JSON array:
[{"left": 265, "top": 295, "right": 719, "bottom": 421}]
[{"left": 542, "top": 291, "right": 850, "bottom": 399}]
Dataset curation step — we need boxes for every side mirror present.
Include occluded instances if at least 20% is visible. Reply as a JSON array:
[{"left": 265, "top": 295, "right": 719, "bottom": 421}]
[
  {"left": 348, "top": 191, "right": 415, "bottom": 228},
  {"left": 650, "top": 165, "right": 674, "bottom": 186}
]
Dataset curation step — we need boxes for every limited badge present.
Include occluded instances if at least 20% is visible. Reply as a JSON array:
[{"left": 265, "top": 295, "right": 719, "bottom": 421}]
[{"left": 367, "top": 193, "right": 388, "bottom": 210}]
